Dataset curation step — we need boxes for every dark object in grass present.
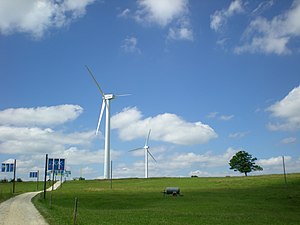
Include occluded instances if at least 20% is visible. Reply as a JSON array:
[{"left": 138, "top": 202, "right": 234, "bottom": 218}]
[{"left": 163, "top": 187, "right": 182, "bottom": 197}]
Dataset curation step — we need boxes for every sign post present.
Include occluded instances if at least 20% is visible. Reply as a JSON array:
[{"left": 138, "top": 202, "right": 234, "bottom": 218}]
[
  {"left": 44, "top": 154, "right": 48, "bottom": 199},
  {"left": 13, "top": 159, "right": 16, "bottom": 193},
  {"left": 29, "top": 171, "right": 39, "bottom": 190},
  {"left": 282, "top": 156, "right": 287, "bottom": 186},
  {"left": 1, "top": 160, "right": 16, "bottom": 193}
]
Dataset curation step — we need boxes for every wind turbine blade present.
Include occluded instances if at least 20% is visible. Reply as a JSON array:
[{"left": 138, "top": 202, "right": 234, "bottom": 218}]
[
  {"left": 115, "top": 94, "right": 132, "bottom": 97},
  {"left": 85, "top": 65, "right": 105, "bottom": 97},
  {"left": 145, "top": 129, "right": 151, "bottom": 146},
  {"left": 148, "top": 149, "right": 157, "bottom": 163},
  {"left": 96, "top": 99, "right": 105, "bottom": 135},
  {"left": 129, "top": 147, "right": 143, "bottom": 152}
]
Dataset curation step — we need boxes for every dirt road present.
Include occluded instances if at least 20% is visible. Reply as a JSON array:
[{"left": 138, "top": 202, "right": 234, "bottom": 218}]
[
  {"left": 0, "top": 181, "right": 62, "bottom": 225},
  {"left": 0, "top": 191, "right": 48, "bottom": 225}
]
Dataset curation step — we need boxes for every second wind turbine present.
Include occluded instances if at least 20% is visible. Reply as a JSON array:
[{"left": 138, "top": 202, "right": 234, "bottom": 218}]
[
  {"left": 86, "top": 65, "right": 124, "bottom": 179},
  {"left": 130, "top": 129, "right": 156, "bottom": 178}
]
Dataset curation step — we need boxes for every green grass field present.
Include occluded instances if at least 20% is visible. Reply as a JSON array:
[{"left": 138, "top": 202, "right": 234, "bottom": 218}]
[
  {"left": 0, "top": 181, "right": 48, "bottom": 203},
  {"left": 33, "top": 174, "right": 300, "bottom": 225}
]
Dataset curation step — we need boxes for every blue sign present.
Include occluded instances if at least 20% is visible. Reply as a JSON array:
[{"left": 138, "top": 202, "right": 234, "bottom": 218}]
[
  {"left": 54, "top": 158, "right": 59, "bottom": 171},
  {"left": 48, "top": 158, "right": 53, "bottom": 171},
  {"left": 9, "top": 164, "right": 14, "bottom": 172},
  {"left": 48, "top": 158, "right": 65, "bottom": 171},
  {"left": 60, "top": 159, "right": 65, "bottom": 171},
  {"left": 29, "top": 172, "right": 38, "bottom": 178},
  {"left": 1, "top": 163, "right": 14, "bottom": 172}
]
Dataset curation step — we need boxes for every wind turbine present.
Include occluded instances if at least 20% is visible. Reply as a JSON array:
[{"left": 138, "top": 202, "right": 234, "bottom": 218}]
[
  {"left": 85, "top": 65, "right": 122, "bottom": 179},
  {"left": 130, "top": 129, "right": 156, "bottom": 178}
]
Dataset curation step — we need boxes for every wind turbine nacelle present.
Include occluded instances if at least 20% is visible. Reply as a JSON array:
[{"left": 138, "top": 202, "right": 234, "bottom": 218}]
[{"left": 104, "top": 94, "right": 115, "bottom": 100}]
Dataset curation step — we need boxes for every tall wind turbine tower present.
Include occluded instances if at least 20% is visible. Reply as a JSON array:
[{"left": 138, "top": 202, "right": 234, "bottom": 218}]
[
  {"left": 85, "top": 65, "right": 115, "bottom": 179},
  {"left": 130, "top": 129, "right": 156, "bottom": 178}
]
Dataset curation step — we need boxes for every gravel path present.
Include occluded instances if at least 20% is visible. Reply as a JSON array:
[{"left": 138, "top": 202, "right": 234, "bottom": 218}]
[{"left": 0, "top": 181, "right": 62, "bottom": 225}]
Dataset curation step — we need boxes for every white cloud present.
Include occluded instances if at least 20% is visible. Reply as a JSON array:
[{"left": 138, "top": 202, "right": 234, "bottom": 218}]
[
  {"left": 207, "top": 111, "right": 218, "bottom": 118},
  {"left": 235, "top": 0, "right": 300, "bottom": 55},
  {"left": 219, "top": 114, "right": 234, "bottom": 121},
  {"left": 169, "top": 148, "right": 236, "bottom": 169},
  {"left": 280, "top": 137, "right": 297, "bottom": 144},
  {"left": 118, "top": 8, "right": 131, "bottom": 18},
  {"left": 229, "top": 131, "right": 249, "bottom": 139},
  {"left": 135, "top": 0, "right": 188, "bottom": 27},
  {"left": 207, "top": 112, "right": 234, "bottom": 121},
  {"left": 0, "top": 104, "right": 95, "bottom": 155},
  {"left": 133, "top": 0, "right": 193, "bottom": 41},
  {"left": 121, "top": 36, "right": 141, "bottom": 54},
  {"left": 258, "top": 156, "right": 291, "bottom": 166},
  {"left": 167, "top": 16, "right": 193, "bottom": 41},
  {"left": 0, "top": 104, "right": 83, "bottom": 127},
  {"left": 252, "top": 0, "right": 274, "bottom": 16},
  {"left": 267, "top": 85, "right": 300, "bottom": 131},
  {"left": 113, "top": 147, "right": 238, "bottom": 178},
  {"left": 0, "top": 0, "right": 95, "bottom": 38},
  {"left": 0, "top": 126, "right": 95, "bottom": 154},
  {"left": 111, "top": 107, "right": 217, "bottom": 145},
  {"left": 210, "top": 0, "right": 244, "bottom": 32}
]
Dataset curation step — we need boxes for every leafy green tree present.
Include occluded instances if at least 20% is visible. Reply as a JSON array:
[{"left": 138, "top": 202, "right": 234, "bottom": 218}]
[{"left": 229, "top": 151, "right": 263, "bottom": 176}]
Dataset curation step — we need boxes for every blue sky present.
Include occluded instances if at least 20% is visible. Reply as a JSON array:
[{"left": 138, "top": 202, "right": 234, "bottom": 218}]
[{"left": 0, "top": 0, "right": 300, "bottom": 180}]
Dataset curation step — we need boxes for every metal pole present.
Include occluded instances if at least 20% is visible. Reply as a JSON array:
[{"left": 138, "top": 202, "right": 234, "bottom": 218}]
[
  {"left": 282, "top": 156, "right": 287, "bottom": 185},
  {"left": 52, "top": 170, "right": 55, "bottom": 191},
  {"left": 60, "top": 171, "right": 63, "bottom": 189},
  {"left": 104, "top": 99, "right": 111, "bottom": 179},
  {"left": 110, "top": 160, "right": 112, "bottom": 189},
  {"left": 37, "top": 170, "right": 39, "bottom": 191},
  {"left": 73, "top": 197, "right": 78, "bottom": 225},
  {"left": 44, "top": 154, "right": 48, "bottom": 199},
  {"left": 13, "top": 159, "right": 16, "bottom": 193}
]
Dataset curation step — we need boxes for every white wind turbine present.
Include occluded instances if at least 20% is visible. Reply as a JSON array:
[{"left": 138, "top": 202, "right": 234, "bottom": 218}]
[
  {"left": 130, "top": 129, "right": 156, "bottom": 178},
  {"left": 85, "top": 65, "right": 128, "bottom": 179}
]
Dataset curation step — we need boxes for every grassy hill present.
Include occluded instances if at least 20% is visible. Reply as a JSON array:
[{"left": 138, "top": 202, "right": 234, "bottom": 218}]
[
  {"left": 0, "top": 181, "right": 48, "bottom": 203},
  {"left": 33, "top": 174, "right": 300, "bottom": 225}
]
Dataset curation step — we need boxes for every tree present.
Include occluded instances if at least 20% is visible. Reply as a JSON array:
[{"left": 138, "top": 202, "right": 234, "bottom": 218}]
[{"left": 229, "top": 151, "right": 263, "bottom": 176}]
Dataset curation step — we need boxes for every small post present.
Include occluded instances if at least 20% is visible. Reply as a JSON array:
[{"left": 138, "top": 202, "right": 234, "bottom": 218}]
[
  {"left": 37, "top": 170, "right": 39, "bottom": 191},
  {"left": 44, "top": 154, "right": 48, "bottom": 199},
  {"left": 49, "top": 191, "right": 52, "bottom": 208},
  {"left": 282, "top": 156, "right": 287, "bottom": 186},
  {"left": 73, "top": 197, "right": 78, "bottom": 225},
  {"left": 13, "top": 159, "right": 16, "bottom": 193},
  {"left": 110, "top": 160, "right": 113, "bottom": 189},
  {"left": 60, "top": 171, "right": 63, "bottom": 189},
  {"left": 52, "top": 170, "right": 55, "bottom": 191}
]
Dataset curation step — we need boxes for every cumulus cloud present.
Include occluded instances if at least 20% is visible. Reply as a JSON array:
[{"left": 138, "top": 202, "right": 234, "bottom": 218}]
[
  {"left": 111, "top": 107, "right": 217, "bottom": 145},
  {"left": 267, "top": 85, "right": 300, "bottom": 131},
  {"left": 121, "top": 36, "right": 141, "bottom": 54},
  {"left": 0, "top": 126, "right": 95, "bottom": 154},
  {"left": 135, "top": 0, "right": 188, "bottom": 26},
  {"left": 0, "top": 0, "right": 95, "bottom": 38},
  {"left": 258, "top": 156, "right": 291, "bottom": 166},
  {"left": 235, "top": 0, "right": 300, "bottom": 55},
  {"left": 0, "top": 104, "right": 95, "bottom": 156},
  {"left": 168, "top": 148, "right": 236, "bottom": 169},
  {"left": 210, "top": 0, "right": 244, "bottom": 32},
  {"left": 113, "top": 147, "right": 238, "bottom": 178},
  {"left": 132, "top": 0, "right": 193, "bottom": 41},
  {"left": 0, "top": 104, "right": 83, "bottom": 127}
]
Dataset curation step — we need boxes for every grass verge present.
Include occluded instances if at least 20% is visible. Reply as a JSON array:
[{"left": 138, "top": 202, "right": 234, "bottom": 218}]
[
  {"left": 33, "top": 174, "right": 300, "bottom": 225},
  {"left": 0, "top": 181, "right": 50, "bottom": 203}
]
